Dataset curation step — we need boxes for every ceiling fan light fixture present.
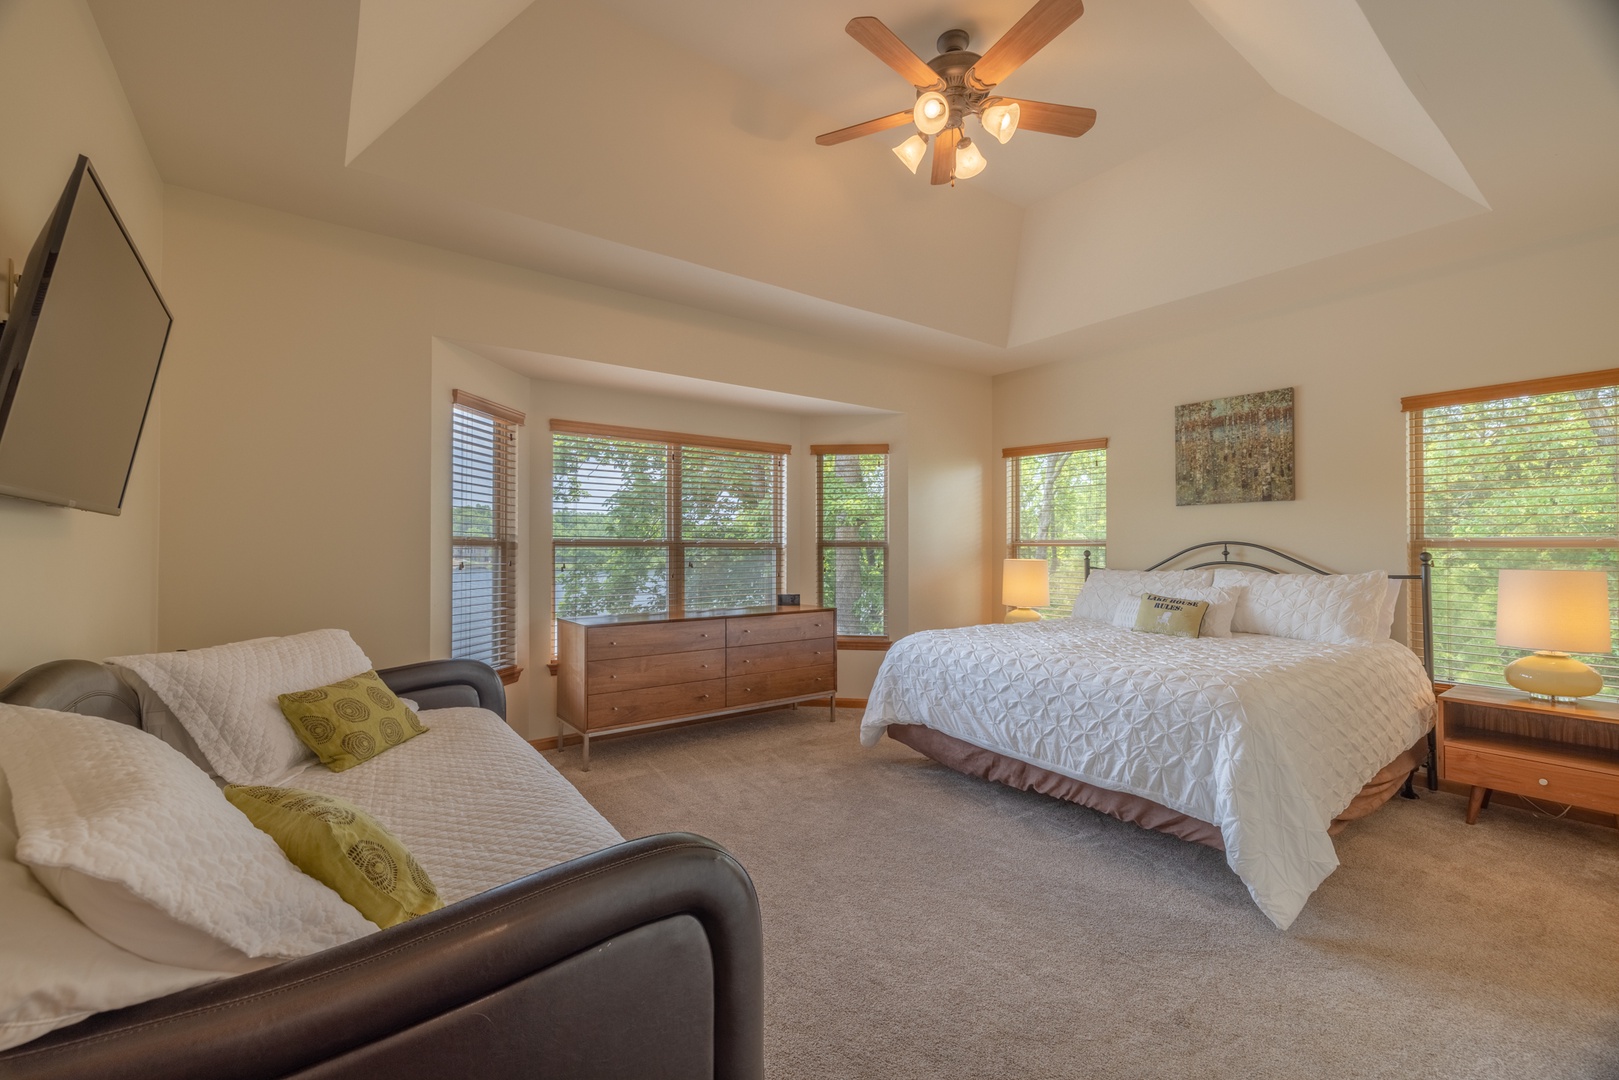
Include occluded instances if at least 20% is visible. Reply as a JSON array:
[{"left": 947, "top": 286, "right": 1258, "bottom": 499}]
[
  {"left": 954, "top": 137, "right": 987, "bottom": 179},
  {"left": 892, "top": 133, "right": 929, "bottom": 173},
  {"left": 913, "top": 91, "right": 950, "bottom": 135},
  {"left": 980, "top": 100, "right": 1020, "bottom": 144}
]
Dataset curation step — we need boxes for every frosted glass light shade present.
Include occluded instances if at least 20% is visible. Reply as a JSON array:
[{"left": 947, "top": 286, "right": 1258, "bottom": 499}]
[
  {"left": 980, "top": 100, "right": 1020, "bottom": 144},
  {"left": 892, "top": 133, "right": 928, "bottom": 173},
  {"left": 954, "top": 138, "right": 986, "bottom": 179},
  {"left": 1003, "top": 558, "right": 1049, "bottom": 609},
  {"left": 913, "top": 91, "right": 949, "bottom": 135},
  {"left": 1495, "top": 569, "right": 1611, "bottom": 653}
]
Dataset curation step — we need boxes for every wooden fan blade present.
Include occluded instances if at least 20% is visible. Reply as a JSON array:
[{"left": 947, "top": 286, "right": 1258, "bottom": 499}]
[
  {"left": 930, "top": 126, "right": 961, "bottom": 185},
  {"left": 816, "top": 111, "right": 915, "bottom": 146},
  {"left": 970, "top": 0, "right": 1085, "bottom": 88},
  {"left": 1000, "top": 98, "right": 1096, "bottom": 137},
  {"left": 846, "top": 16, "right": 943, "bottom": 89}
]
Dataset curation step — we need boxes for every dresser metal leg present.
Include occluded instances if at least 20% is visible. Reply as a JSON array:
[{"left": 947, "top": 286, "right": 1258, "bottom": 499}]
[
  {"left": 829, "top": 693, "right": 836, "bottom": 723},
  {"left": 582, "top": 731, "right": 591, "bottom": 771}
]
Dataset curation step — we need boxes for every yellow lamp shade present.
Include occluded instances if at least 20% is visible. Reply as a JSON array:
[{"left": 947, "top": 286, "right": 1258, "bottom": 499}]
[
  {"left": 913, "top": 91, "right": 949, "bottom": 136},
  {"left": 1003, "top": 558, "right": 1049, "bottom": 622}
]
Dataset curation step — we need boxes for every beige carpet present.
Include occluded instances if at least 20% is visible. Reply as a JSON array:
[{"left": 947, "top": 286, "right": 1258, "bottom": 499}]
[{"left": 550, "top": 707, "right": 1619, "bottom": 1080}]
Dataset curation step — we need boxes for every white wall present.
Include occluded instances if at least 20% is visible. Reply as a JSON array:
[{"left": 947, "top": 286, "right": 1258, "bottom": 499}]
[
  {"left": 994, "top": 226, "right": 1619, "bottom": 603},
  {"left": 0, "top": 0, "right": 164, "bottom": 680},
  {"left": 160, "top": 189, "right": 996, "bottom": 737}
]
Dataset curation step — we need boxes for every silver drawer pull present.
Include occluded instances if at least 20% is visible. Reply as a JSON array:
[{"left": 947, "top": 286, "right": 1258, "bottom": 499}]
[
  {"left": 698, "top": 694, "right": 709, "bottom": 700},
  {"left": 1539, "top": 778, "right": 1549, "bottom": 786}
]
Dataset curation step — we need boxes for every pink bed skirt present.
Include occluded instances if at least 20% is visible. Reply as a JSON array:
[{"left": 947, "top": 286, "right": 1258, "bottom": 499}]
[{"left": 886, "top": 724, "right": 1429, "bottom": 851}]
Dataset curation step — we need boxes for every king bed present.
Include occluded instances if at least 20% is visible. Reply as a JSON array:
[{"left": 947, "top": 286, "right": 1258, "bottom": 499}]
[{"left": 860, "top": 543, "right": 1438, "bottom": 929}]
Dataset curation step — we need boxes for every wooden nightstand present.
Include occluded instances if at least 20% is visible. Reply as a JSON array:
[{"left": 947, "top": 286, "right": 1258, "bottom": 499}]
[{"left": 1436, "top": 685, "right": 1619, "bottom": 826}]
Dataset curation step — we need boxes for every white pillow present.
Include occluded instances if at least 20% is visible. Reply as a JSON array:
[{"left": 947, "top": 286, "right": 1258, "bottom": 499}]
[
  {"left": 1378, "top": 579, "right": 1403, "bottom": 639},
  {"left": 0, "top": 704, "right": 377, "bottom": 973},
  {"left": 1071, "top": 569, "right": 1217, "bottom": 622},
  {"left": 1212, "top": 568, "right": 1389, "bottom": 644},
  {"left": 1111, "top": 585, "right": 1243, "bottom": 638},
  {"left": 0, "top": 761, "right": 225, "bottom": 1052},
  {"left": 106, "top": 629, "right": 372, "bottom": 785}
]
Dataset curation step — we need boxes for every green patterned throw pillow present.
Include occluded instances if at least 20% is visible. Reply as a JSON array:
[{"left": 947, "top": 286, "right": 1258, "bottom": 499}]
[
  {"left": 278, "top": 669, "right": 427, "bottom": 772},
  {"left": 224, "top": 785, "right": 443, "bottom": 929},
  {"left": 1134, "top": 592, "right": 1209, "bottom": 638}
]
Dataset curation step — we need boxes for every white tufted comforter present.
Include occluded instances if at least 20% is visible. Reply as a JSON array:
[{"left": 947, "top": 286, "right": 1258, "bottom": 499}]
[{"left": 861, "top": 619, "right": 1435, "bottom": 929}]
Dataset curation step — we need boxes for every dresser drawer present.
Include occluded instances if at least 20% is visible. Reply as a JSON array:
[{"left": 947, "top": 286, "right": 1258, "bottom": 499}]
[
  {"left": 727, "top": 638, "right": 836, "bottom": 678},
  {"left": 725, "top": 611, "right": 835, "bottom": 648},
  {"left": 585, "top": 621, "right": 723, "bottom": 660},
  {"left": 587, "top": 649, "right": 725, "bottom": 695},
  {"left": 1446, "top": 742, "right": 1619, "bottom": 814},
  {"left": 726, "top": 665, "right": 836, "bottom": 708},
  {"left": 587, "top": 678, "right": 726, "bottom": 730}
]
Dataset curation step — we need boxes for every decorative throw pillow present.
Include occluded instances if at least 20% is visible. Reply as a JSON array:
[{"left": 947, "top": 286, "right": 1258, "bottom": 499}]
[
  {"left": 1133, "top": 593, "right": 1209, "bottom": 638},
  {"left": 1111, "top": 585, "right": 1242, "bottom": 638},
  {"left": 106, "top": 629, "right": 375, "bottom": 785},
  {"left": 278, "top": 670, "right": 427, "bottom": 772},
  {"left": 224, "top": 786, "right": 442, "bottom": 929},
  {"left": 0, "top": 705, "right": 377, "bottom": 975},
  {"left": 1071, "top": 569, "right": 1217, "bottom": 622}
]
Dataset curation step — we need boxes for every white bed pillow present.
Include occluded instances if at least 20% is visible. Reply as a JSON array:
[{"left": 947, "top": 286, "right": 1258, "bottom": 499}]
[
  {"left": 0, "top": 704, "right": 377, "bottom": 973},
  {"left": 1378, "top": 579, "right": 1403, "bottom": 639},
  {"left": 106, "top": 629, "right": 372, "bottom": 785},
  {"left": 0, "top": 760, "right": 228, "bottom": 1052},
  {"left": 1111, "top": 584, "right": 1242, "bottom": 638},
  {"left": 1071, "top": 569, "right": 1217, "bottom": 622},
  {"left": 1212, "top": 568, "right": 1389, "bottom": 644}
]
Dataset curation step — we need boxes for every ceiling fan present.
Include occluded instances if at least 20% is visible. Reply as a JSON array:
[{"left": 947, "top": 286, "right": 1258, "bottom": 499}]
[{"left": 816, "top": 0, "right": 1096, "bottom": 186}]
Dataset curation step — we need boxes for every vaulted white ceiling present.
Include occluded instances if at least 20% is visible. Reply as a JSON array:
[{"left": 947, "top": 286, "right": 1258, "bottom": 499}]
[{"left": 89, "top": 0, "right": 1619, "bottom": 374}]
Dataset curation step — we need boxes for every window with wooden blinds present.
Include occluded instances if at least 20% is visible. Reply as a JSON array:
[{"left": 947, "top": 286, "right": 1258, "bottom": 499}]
[
  {"left": 814, "top": 445, "right": 888, "bottom": 638},
  {"left": 451, "top": 391, "right": 523, "bottom": 678},
  {"left": 1005, "top": 439, "right": 1107, "bottom": 618},
  {"left": 1405, "top": 370, "right": 1619, "bottom": 696},
  {"left": 551, "top": 422, "right": 787, "bottom": 650}
]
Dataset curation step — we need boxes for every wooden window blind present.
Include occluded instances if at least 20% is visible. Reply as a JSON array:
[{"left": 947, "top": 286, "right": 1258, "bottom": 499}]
[
  {"left": 1405, "top": 370, "right": 1619, "bottom": 695},
  {"left": 551, "top": 422, "right": 787, "bottom": 646},
  {"left": 813, "top": 444, "right": 888, "bottom": 638},
  {"left": 1005, "top": 438, "right": 1107, "bottom": 618},
  {"left": 451, "top": 391, "right": 523, "bottom": 676}
]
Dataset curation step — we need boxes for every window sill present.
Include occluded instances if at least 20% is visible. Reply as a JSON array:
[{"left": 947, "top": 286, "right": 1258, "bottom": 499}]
[
  {"left": 497, "top": 665, "right": 524, "bottom": 686},
  {"left": 547, "top": 660, "right": 560, "bottom": 676},
  {"left": 837, "top": 637, "right": 891, "bottom": 651}
]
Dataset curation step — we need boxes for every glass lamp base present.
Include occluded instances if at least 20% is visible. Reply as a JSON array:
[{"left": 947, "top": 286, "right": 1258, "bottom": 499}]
[
  {"left": 1004, "top": 607, "right": 1043, "bottom": 624},
  {"left": 1504, "top": 651, "right": 1603, "bottom": 701}
]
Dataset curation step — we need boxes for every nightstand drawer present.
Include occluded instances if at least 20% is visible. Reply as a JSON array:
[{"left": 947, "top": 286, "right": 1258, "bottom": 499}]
[{"left": 1446, "top": 742, "right": 1619, "bottom": 815}]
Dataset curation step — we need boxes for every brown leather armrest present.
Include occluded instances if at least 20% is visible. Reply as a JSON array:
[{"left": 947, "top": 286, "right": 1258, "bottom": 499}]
[{"left": 0, "top": 834, "right": 763, "bottom": 1080}]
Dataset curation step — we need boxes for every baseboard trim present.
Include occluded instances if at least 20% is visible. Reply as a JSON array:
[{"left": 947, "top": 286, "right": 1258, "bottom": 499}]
[{"left": 835, "top": 697, "right": 867, "bottom": 709}]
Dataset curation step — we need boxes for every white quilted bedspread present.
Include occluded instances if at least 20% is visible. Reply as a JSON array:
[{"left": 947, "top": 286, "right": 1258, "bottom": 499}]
[
  {"left": 860, "top": 619, "right": 1435, "bottom": 929},
  {"left": 286, "top": 708, "right": 623, "bottom": 904}
]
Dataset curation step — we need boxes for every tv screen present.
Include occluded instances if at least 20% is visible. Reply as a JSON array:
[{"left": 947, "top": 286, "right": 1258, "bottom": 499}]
[{"left": 0, "top": 155, "right": 170, "bottom": 515}]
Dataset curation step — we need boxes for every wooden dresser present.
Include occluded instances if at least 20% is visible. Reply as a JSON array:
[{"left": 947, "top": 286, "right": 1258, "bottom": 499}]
[{"left": 556, "top": 606, "right": 837, "bottom": 767}]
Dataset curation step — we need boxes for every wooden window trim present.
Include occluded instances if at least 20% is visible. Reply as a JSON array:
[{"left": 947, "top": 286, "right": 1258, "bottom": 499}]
[
  {"left": 810, "top": 442, "right": 889, "bottom": 456},
  {"left": 815, "top": 447, "right": 888, "bottom": 639},
  {"left": 1400, "top": 368, "right": 1619, "bottom": 413},
  {"left": 1002, "top": 437, "right": 1108, "bottom": 459},
  {"left": 550, "top": 418, "right": 790, "bottom": 456},
  {"left": 452, "top": 388, "right": 525, "bottom": 427},
  {"left": 497, "top": 665, "right": 524, "bottom": 686}
]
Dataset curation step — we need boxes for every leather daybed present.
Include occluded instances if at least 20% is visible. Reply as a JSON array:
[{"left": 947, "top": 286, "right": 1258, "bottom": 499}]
[{"left": 0, "top": 656, "right": 763, "bottom": 1080}]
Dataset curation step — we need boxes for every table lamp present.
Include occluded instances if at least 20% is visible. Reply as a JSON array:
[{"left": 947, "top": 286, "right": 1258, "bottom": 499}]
[
  {"left": 1495, "top": 569, "right": 1612, "bottom": 700},
  {"left": 1003, "top": 559, "right": 1050, "bottom": 623}
]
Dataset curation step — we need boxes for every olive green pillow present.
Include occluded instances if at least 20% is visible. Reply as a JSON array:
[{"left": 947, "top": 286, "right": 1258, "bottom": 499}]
[
  {"left": 224, "top": 785, "right": 442, "bottom": 929},
  {"left": 1134, "top": 592, "right": 1209, "bottom": 638},
  {"left": 278, "top": 669, "right": 427, "bottom": 772}
]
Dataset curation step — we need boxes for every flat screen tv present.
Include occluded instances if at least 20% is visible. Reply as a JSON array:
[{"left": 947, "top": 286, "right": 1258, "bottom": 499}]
[{"left": 0, "top": 155, "right": 170, "bottom": 515}]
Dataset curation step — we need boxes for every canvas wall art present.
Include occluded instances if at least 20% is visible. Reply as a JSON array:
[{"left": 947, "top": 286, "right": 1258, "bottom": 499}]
[{"left": 1175, "top": 387, "right": 1295, "bottom": 506}]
